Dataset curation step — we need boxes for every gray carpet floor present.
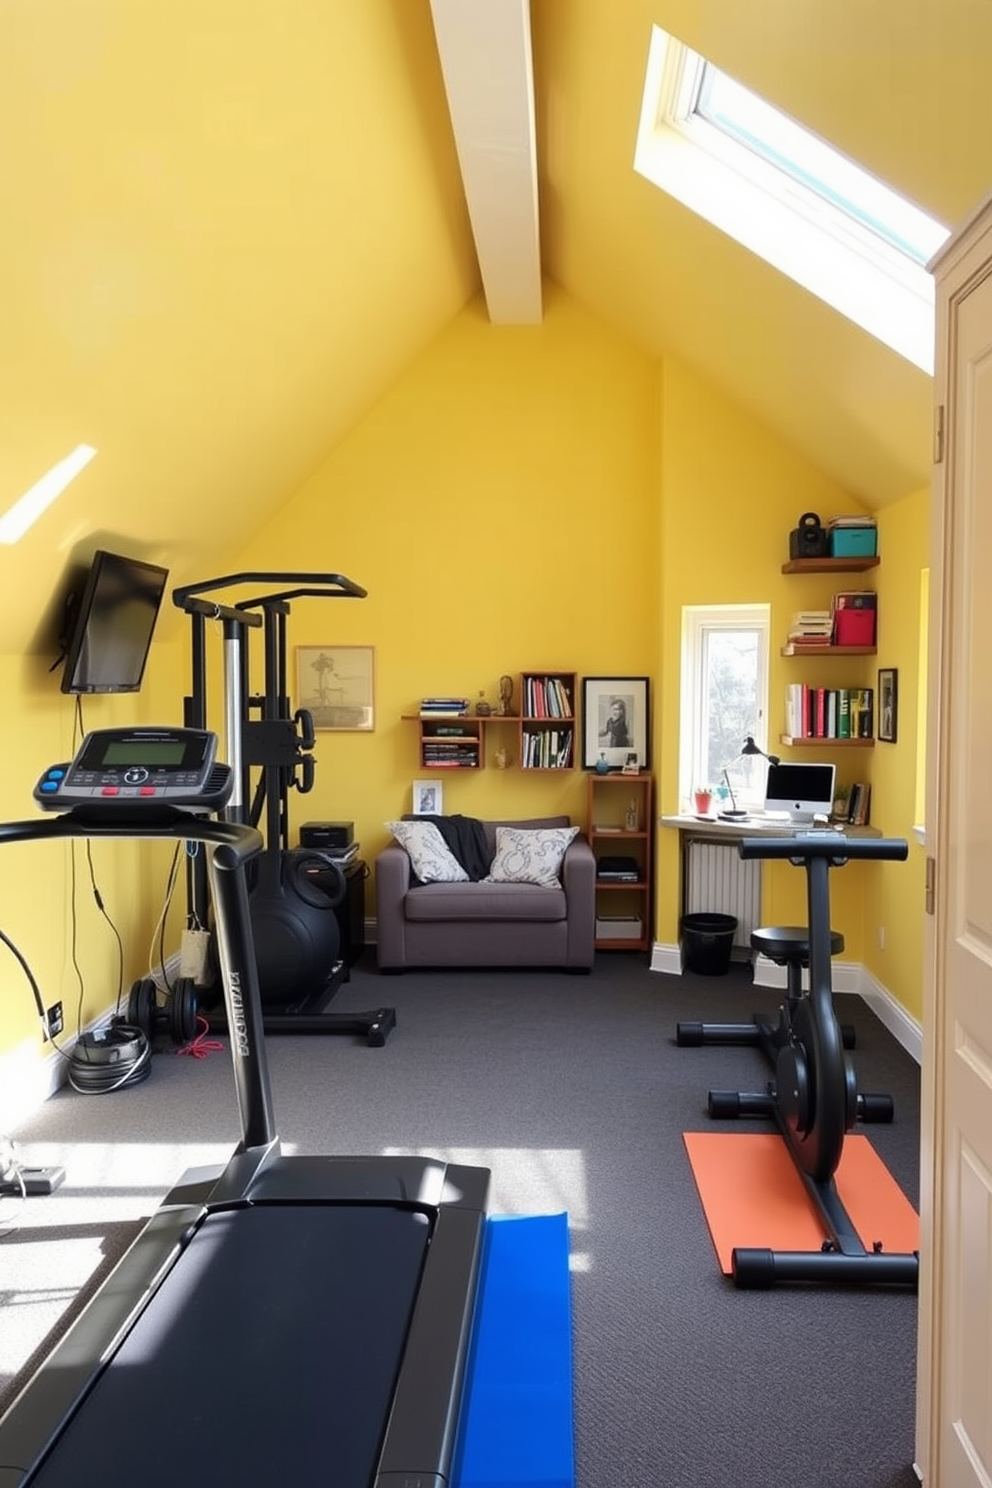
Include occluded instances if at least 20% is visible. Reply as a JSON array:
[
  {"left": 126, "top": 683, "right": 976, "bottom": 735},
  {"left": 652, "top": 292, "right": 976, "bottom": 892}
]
[{"left": 2, "top": 952, "right": 921, "bottom": 1487}]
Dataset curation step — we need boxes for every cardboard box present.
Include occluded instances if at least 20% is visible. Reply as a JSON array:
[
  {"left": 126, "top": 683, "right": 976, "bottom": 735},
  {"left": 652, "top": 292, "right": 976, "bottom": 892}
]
[
  {"left": 834, "top": 608, "right": 876, "bottom": 646},
  {"left": 596, "top": 916, "right": 643, "bottom": 940},
  {"left": 829, "top": 526, "right": 877, "bottom": 557}
]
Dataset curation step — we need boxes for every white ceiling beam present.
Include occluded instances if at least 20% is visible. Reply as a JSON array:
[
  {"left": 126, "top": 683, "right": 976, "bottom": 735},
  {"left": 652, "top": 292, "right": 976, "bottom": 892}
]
[{"left": 430, "top": 0, "right": 542, "bottom": 323}]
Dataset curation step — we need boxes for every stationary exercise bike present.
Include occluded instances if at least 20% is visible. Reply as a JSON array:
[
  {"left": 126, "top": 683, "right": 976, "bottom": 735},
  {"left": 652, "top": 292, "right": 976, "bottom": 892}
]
[{"left": 678, "top": 832, "right": 918, "bottom": 1288}]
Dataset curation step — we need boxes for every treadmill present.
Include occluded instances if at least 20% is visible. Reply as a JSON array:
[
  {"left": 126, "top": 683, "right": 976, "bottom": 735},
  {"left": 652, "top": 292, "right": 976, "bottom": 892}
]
[{"left": 0, "top": 727, "right": 489, "bottom": 1488}]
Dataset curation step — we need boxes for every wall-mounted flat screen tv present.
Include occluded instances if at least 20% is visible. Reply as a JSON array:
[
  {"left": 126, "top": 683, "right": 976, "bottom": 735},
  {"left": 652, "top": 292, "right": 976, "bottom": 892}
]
[{"left": 60, "top": 549, "right": 169, "bottom": 695}]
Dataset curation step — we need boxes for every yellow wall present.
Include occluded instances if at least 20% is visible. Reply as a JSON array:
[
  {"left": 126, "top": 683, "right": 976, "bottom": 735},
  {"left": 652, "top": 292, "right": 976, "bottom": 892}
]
[
  {"left": 656, "top": 356, "right": 875, "bottom": 951},
  {"left": 858, "top": 487, "right": 930, "bottom": 1021},
  {"left": 0, "top": 285, "right": 932, "bottom": 1117},
  {"left": 228, "top": 285, "right": 660, "bottom": 850}
]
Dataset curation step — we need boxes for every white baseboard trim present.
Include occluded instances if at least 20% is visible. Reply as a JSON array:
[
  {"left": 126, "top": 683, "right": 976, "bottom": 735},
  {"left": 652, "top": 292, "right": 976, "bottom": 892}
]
[
  {"left": 858, "top": 967, "right": 923, "bottom": 1065},
  {"left": 650, "top": 940, "right": 922, "bottom": 1065},
  {"left": 752, "top": 953, "right": 863, "bottom": 998},
  {"left": 0, "top": 1008, "right": 117, "bottom": 1134},
  {"left": 651, "top": 942, "right": 684, "bottom": 976},
  {"left": 150, "top": 950, "right": 184, "bottom": 993}
]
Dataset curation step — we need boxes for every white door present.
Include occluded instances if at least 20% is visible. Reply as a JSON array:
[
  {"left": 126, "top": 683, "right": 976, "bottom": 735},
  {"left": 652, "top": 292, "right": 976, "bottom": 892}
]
[{"left": 922, "top": 216, "right": 992, "bottom": 1487}]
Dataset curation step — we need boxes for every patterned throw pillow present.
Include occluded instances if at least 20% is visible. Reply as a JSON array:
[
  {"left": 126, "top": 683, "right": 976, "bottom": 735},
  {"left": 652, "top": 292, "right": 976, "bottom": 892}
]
[
  {"left": 385, "top": 820, "right": 469, "bottom": 884},
  {"left": 484, "top": 826, "right": 579, "bottom": 888}
]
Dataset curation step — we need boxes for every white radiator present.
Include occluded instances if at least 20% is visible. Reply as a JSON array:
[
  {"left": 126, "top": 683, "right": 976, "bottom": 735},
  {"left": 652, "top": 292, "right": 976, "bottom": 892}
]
[{"left": 685, "top": 842, "right": 762, "bottom": 950}]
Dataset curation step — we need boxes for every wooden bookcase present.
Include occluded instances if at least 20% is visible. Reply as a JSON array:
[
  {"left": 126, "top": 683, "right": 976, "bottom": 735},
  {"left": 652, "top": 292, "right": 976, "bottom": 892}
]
[
  {"left": 402, "top": 715, "right": 486, "bottom": 770},
  {"left": 402, "top": 669, "right": 577, "bottom": 771},
  {"left": 781, "top": 553, "right": 879, "bottom": 747},
  {"left": 518, "top": 672, "right": 576, "bottom": 770},
  {"left": 587, "top": 771, "right": 653, "bottom": 951}
]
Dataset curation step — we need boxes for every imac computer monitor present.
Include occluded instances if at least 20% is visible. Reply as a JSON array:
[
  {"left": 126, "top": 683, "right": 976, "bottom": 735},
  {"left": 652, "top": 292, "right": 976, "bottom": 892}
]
[{"left": 763, "top": 761, "right": 836, "bottom": 822}]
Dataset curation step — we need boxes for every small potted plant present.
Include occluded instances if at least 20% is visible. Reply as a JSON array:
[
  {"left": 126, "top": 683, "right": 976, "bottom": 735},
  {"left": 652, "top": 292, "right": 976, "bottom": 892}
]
[
  {"left": 693, "top": 786, "right": 715, "bottom": 816},
  {"left": 832, "top": 783, "right": 851, "bottom": 822}
]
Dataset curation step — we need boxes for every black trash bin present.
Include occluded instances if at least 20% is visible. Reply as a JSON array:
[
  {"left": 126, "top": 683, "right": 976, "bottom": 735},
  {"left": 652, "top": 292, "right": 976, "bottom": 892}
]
[{"left": 681, "top": 912, "right": 738, "bottom": 976}]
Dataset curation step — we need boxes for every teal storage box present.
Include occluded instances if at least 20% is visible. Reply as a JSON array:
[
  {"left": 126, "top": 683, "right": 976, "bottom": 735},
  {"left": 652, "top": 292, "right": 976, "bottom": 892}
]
[{"left": 830, "top": 526, "right": 877, "bottom": 557}]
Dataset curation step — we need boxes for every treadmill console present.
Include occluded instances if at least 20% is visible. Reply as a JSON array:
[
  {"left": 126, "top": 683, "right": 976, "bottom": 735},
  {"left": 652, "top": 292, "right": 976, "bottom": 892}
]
[{"left": 35, "top": 727, "right": 231, "bottom": 812}]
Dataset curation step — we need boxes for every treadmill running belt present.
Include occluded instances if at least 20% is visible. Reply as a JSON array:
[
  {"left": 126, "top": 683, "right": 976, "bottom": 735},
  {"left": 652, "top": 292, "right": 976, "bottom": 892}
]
[{"left": 27, "top": 1204, "right": 430, "bottom": 1488}]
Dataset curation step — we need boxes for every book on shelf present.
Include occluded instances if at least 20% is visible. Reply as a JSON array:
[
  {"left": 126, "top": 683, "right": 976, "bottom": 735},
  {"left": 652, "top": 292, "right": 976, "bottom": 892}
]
[
  {"left": 521, "top": 725, "right": 573, "bottom": 769},
  {"left": 523, "top": 676, "right": 574, "bottom": 719},
  {"left": 847, "top": 782, "right": 872, "bottom": 826},
  {"left": 832, "top": 590, "right": 877, "bottom": 609},
  {"left": 420, "top": 697, "right": 469, "bottom": 715},
  {"left": 786, "top": 683, "right": 874, "bottom": 739}
]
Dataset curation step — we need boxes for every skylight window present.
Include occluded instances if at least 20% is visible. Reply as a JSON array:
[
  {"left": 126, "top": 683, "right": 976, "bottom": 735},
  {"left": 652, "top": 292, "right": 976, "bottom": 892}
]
[{"left": 634, "top": 28, "right": 951, "bottom": 373}]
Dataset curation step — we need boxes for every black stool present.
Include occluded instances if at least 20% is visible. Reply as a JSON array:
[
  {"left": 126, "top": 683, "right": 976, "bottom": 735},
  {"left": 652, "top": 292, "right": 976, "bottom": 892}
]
[
  {"left": 750, "top": 925, "right": 856, "bottom": 1051},
  {"left": 676, "top": 924, "right": 851, "bottom": 1050}
]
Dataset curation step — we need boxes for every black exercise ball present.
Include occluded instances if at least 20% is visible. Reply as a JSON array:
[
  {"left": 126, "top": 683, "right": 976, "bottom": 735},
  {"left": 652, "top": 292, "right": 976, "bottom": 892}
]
[{"left": 245, "top": 850, "right": 346, "bottom": 1009}]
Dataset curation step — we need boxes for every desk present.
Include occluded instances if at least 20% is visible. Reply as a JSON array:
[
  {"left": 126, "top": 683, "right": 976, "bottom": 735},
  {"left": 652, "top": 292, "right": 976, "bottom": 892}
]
[
  {"left": 657, "top": 815, "right": 880, "bottom": 970},
  {"left": 659, "top": 813, "right": 881, "bottom": 841}
]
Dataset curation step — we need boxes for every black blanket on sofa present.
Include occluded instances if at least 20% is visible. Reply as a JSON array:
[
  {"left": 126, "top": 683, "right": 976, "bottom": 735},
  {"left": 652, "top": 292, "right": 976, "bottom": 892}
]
[{"left": 420, "top": 814, "right": 491, "bottom": 881}]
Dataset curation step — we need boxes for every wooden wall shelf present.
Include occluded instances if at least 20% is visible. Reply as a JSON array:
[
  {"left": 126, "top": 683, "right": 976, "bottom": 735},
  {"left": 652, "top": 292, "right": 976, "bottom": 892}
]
[
  {"left": 780, "top": 735, "right": 875, "bottom": 748},
  {"left": 781, "top": 556, "right": 880, "bottom": 574},
  {"left": 781, "top": 643, "right": 877, "bottom": 656}
]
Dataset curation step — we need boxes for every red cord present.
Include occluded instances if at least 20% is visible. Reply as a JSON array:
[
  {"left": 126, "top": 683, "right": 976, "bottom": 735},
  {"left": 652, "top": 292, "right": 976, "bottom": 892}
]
[{"left": 176, "top": 1014, "right": 224, "bottom": 1060}]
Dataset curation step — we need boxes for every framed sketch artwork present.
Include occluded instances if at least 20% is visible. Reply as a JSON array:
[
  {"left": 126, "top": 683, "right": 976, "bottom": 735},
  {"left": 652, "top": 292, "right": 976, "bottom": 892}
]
[
  {"left": 582, "top": 676, "right": 651, "bottom": 770},
  {"left": 295, "top": 646, "right": 375, "bottom": 731},
  {"left": 877, "top": 667, "right": 898, "bottom": 743},
  {"left": 412, "top": 780, "right": 443, "bottom": 816}
]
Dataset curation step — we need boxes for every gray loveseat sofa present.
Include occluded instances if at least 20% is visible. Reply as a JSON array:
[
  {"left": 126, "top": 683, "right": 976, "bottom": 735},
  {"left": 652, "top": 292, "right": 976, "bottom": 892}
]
[{"left": 375, "top": 815, "right": 596, "bottom": 972}]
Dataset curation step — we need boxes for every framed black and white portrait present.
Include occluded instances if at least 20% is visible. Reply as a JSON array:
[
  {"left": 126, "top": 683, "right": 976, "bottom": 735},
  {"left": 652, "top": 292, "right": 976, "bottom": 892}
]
[{"left": 582, "top": 676, "right": 650, "bottom": 770}]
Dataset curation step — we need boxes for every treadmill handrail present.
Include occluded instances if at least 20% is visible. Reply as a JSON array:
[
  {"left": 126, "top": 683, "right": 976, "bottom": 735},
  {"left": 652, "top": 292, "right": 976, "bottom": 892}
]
[{"left": 0, "top": 812, "right": 263, "bottom": 860}]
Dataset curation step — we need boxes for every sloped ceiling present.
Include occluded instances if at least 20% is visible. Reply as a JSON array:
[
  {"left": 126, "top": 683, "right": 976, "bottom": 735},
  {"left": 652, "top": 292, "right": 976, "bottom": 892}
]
[{"left": 3, "top": 0, "right": 992, "bottom": 654}]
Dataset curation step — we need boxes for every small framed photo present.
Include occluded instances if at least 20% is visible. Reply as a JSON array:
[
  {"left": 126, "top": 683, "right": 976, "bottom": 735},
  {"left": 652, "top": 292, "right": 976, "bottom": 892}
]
[
  {"left": 295, "top": 645, "right": 375, "bottom": 731},
  {"left": 582, "top": 676, "right": 650, "bottom": 770},
  {"left": 622, "top": 751, "right": 641, "bottom": 775},
  {"left": 412, "top": 780, "right": 443, "bottom": 816},
  {"left": 878, "top": 667, "right": 898, "bottom": 743}
]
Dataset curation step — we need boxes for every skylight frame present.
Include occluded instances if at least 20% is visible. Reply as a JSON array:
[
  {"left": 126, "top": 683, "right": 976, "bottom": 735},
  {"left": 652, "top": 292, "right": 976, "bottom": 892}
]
[{"left": 633, "top": 28, "right": 950, "bottom": 373}]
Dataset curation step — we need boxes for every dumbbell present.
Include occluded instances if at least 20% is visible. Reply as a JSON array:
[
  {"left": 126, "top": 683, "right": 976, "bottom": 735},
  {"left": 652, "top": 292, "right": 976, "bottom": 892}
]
[{"left": 124, "top": 975, "right": 200, "bottom": 1047}]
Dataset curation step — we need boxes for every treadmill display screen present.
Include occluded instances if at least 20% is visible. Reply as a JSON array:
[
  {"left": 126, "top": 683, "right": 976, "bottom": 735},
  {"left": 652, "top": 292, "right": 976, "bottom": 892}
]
[{"left": 101, "top": 742, "right": 187, "bottom": 766}]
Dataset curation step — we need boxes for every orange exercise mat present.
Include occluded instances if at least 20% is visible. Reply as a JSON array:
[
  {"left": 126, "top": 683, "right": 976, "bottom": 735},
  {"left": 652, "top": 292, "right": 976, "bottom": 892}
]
[{"left": 683, "top": 1131, "right": 919, "bottom": 1274}]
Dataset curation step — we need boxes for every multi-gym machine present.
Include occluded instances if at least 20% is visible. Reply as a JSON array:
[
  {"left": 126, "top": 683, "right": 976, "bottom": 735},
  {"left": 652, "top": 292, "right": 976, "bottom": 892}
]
[
  {"left": 677, "top": 831, "right": 918, "bottom": 1289},
  {"left": 3, "top": 726, "right": 487, "bottom": 1488},
  {"left": 169, "top": 571, "right": 395, "bottom": 1046}
]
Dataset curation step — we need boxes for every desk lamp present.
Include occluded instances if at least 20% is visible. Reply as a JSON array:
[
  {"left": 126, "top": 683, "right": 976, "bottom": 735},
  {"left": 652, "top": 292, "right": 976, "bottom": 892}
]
[
  {"left": 717, "top": 736, "right": 782, "bottom": 821},
  {"left": 741, "top": 735, "right": 781, "bottom": 767}
]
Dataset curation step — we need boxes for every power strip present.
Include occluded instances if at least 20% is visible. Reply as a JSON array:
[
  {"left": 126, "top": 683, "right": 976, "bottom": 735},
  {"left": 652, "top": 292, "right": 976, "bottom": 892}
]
[{"left": 0, "top": 1165, "right": 66, "bottom": 1196}]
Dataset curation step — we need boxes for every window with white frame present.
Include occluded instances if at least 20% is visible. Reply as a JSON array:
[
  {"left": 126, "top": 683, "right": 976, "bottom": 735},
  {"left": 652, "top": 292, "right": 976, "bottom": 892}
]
[
  {"left": 680, "top": 605, "right": 771, "bottom": 810},
  {"left": 633, "top": 27, "right": 950, "bottom": 373}
]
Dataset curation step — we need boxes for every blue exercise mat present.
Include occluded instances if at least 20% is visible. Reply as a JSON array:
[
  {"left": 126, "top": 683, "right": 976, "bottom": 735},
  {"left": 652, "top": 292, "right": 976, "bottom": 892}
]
[{"left": 454, "top": 1212, "right": 575, "bottom": 1488}]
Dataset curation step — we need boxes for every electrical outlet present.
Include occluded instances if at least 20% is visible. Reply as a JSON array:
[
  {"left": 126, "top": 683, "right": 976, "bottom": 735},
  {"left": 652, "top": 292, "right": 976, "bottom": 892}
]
[{"left": 44, "top": 1001, "right": 64, "bottom": 1040}]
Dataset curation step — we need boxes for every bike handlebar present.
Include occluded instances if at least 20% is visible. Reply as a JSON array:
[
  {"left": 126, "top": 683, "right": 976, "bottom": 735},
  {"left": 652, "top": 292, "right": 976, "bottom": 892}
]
[{"left": 738, "top": 833, "right": 909, "bottom": 863}]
